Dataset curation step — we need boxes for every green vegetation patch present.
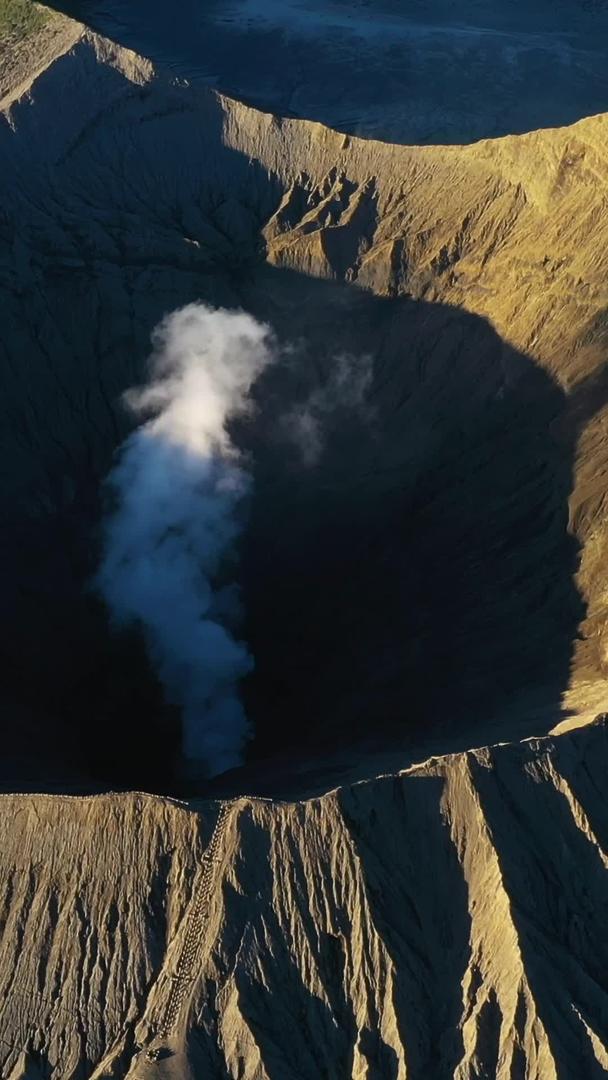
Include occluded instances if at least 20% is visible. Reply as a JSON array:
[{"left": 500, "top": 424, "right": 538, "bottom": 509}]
[{"left": 0, "top": 0, "right": 48, "bottom": 45}]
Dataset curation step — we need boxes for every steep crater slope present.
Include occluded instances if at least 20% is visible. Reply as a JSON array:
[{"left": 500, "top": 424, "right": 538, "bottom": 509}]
[{"left": 1, "top": 27, "right": 608, "bottom": 791}]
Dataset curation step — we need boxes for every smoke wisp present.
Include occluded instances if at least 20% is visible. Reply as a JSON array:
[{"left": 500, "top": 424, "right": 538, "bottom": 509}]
[
  {"left": 96, "top": 303, "right": 274, "bottom": 777},
  {"left": 283, "top": 351, "right": 373, "bottom": 465}
]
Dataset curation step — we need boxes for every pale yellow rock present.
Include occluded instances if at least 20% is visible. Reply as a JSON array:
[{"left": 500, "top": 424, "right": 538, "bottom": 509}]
[
  {"left": 0, "top": 726, "right": 607, "bottom": 1076},
  {"left": 0, "top": 6, "right": 82, "bottom": 111}
]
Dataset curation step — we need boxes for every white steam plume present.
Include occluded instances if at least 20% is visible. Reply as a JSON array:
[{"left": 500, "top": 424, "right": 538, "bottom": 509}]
[{"left": 96, "top": 303, "right": 274, "bottom": 777}]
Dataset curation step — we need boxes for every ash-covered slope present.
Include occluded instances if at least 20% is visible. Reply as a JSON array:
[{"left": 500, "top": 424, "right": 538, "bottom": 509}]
[{"left": 2, "top": 723, "right": 608, "bottom": 1078}]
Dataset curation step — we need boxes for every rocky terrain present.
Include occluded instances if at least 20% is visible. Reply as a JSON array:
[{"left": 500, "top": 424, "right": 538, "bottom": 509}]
[{"left": 2, "top": 6, "right": 608, "bottom": 1077}]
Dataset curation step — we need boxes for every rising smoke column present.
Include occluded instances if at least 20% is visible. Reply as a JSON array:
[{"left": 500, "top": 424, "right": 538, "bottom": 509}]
[{"left": 96, "top": 303, "right": 274, "bottom": 777}]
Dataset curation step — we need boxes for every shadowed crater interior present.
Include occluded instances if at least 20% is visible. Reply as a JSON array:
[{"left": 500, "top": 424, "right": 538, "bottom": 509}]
[
  {"left": 238, "top": 268, "right": 589, "bottom": 766},
  {"left": 0, "top": 63, "right": 600, "bottom": 796},
  {"left": 2, "top": 264, "right": 592, "bottom": 795}
]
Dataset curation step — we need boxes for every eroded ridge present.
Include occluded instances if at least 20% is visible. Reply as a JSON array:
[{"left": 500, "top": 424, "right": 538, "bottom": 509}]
[{"left": 156, "top": 802, "right": 231, "bottom": 1043}]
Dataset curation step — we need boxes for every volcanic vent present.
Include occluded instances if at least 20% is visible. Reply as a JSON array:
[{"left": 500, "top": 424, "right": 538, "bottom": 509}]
[{"left": 1, "top": 29, "right": 607, "bottom": 793}]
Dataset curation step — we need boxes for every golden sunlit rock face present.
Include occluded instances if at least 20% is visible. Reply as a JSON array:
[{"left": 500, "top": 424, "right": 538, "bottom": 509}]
[{"left": 2, "top": 7, "right": 608, "bottom": 1078}]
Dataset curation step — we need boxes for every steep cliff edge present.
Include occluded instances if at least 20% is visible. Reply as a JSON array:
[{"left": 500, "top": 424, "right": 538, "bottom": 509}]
[{"left": 1, "top": 722, "right": 608, "bottom": 1078}]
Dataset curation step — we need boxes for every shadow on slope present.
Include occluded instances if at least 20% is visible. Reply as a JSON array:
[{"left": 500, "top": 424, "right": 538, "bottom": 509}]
[
  {"left": 0, "top": 69, "right": 605, "bottom": 794},
  {"left": 187, "top": 803, "right": 413, "bottom": 1078},
  {"left": 338, "top": 773, "right": 471, "bottom": 1077},
  {"left": 233, "top": 264, "right": 605, "bottom": 779},
  {"left": 467, "top": 731, "right": 608, "bottom": 1077},
  {"left": 4, "top": 257, "right": 597, "bottom": 795}
]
